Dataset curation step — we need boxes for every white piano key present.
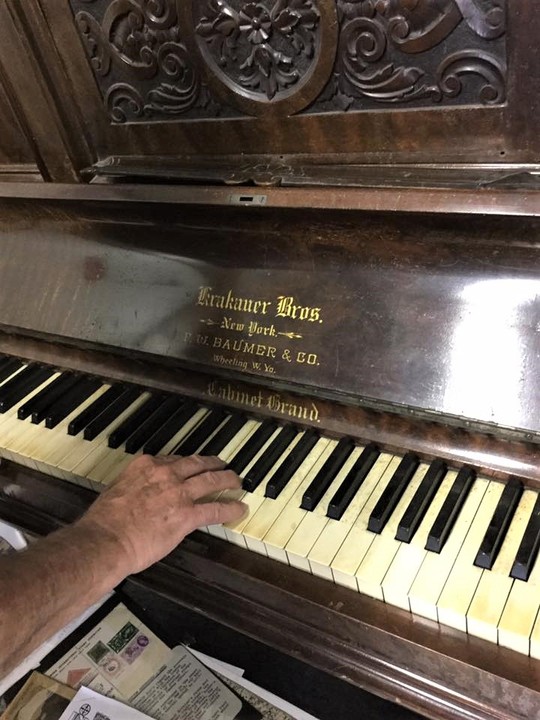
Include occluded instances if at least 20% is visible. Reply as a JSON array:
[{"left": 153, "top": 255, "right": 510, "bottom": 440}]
[
  {"left": 222, "top": 430, "right": 304, "bottom": 547},
  {"left": 60, "top": 393, "right": 151, "bottom": 487},
  {"left": 498, "top": 529, "right": 540, "bottom": 655},
  {"left": 260, "top": 439, "right": 339, "bottom": 564},
  {"left": 0, "top": 372, "right": 63, "bottom": 464},
  {"left": 72, "top": 402, "right": 207, "bottom": 489},
  {"left": 354, "top": 462, "right": 429, "bottom": 600},
  {"left": 241, "top": 437, "right": 330, "bottom": 556},
  {"left": 204, "top": 419, "right": 260, "bottom": 538},
  {"left": 381, "top": 469, "right": 458, "bottom": 611},
  {"left": 158, "top": 407, "right": 210, "bottom": 456},
  {"left": 466, "top": 489, "right": 537, "bottom": 643},
  {"left": 308, "top": 451, "right": 394, "bottom": 580},
  {"left": 407, "top": 477, "right": 489, "bottom": 622},
  {"left": 30, "top": 385, "right": 111, "bottom": 475},
  {"left": 524, "top": 574, "right": 540, "bottom": 659},
  {"left": 284, "top": 445, "right": 367, "bottom": 571},
  {"left": 222, "top": 424, "right": 284, "bottom": 547},
  {"left": 86, "top": 447, "right": 136, "bottom": 491},
  {"left": 5, "top": 372, "right": 68, "bottom": 466},
  {"left": 436, "top": 480, "right": 504, "bottom": 632},
  {"left": 69, "top": 392, "right": 152, "bottom": 480},
  {"left": 330, "top": 455, "right": 402, "bottom": 591}
]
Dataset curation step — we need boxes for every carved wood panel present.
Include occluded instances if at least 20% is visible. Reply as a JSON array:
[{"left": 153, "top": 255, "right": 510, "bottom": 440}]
[
  {"left": 4, "top": 0, "right": 539, "bottom": 178},
  {"left": 68, "top": 0, "right": 506, "bottom": 123}
]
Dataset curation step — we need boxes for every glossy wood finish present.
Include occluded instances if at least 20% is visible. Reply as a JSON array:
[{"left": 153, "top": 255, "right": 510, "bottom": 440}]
[
  {"left": 1, "top": 463, "right": 540, "bottom": 720},
  {"left": 0, "top": 198, "right": 538, "bottom": 440},
  {"left": 0, "top": 1, "right": 534, "bottom": 181}
]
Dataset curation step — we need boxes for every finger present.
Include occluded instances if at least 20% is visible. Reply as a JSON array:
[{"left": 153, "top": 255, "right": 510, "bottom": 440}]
[
  {"left": 184, "top": 468, "right": 241, "bottom": 500},
  {"left": 155, "top": 454, "right": 226, "bottom": 480},
  {"left": 187, "top": 500, "right": 248, "bottom": 531}
]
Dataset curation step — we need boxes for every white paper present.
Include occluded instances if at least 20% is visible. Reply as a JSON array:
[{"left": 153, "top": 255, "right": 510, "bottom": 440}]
[
  {"left": 187, "top": 649, "right": 245, "bottom": 679},
  {"left": 0, "top": 519, "right": 28, "bottom": 551},
  {"left": 58, "top": 686, "right": 152, "bottom": 720},
  {"left": 191, "top": 649, "right": 320, "bottom": 720},
  {"left": 131, "top": 646, "right": 242, "bottom": 720}
]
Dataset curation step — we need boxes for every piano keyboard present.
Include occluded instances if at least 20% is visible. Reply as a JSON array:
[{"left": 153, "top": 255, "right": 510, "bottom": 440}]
[{"left": 1, "top": 355, "right": 540, "bottom": 658}]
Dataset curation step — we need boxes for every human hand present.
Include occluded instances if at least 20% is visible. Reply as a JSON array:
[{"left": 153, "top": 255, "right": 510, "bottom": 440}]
[{"left": 77, "top": 454, "right": 246, "bottom": 575}]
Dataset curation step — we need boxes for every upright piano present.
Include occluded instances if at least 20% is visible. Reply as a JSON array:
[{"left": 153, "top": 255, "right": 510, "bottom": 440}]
[{"left": 0, "top": 1, "right": 539, "bottom": 718}]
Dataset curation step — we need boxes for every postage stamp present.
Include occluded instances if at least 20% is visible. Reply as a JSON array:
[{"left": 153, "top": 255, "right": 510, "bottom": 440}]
[
  {"left": 87, "top": 641, "right": 110, "bottom": 665},
  {"left": 107, "top": 622, "right": 138, "bottom": 654},
  {"left": 120, "top": 634, "right": 150, "bottom": 665}
]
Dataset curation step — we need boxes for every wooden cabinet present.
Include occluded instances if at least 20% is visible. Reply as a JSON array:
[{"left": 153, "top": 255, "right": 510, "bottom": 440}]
[{"left": 0, "top": 1, "right": 538, "bottom": 183}]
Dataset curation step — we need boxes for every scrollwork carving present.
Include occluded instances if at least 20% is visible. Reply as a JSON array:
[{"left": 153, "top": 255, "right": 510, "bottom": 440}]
[
  {"left": 454, "top": 0, "right": 505, "bottom": 40},
  {"left": 194, "top": 0, "right": 321, "bottom": 100},
  {"left": 70, "top": 0, "right": 236, "bottom": 122},
  {"left": 71, "top": 0, "right": 507, "bottom": 120},
  {"left": 106, "top": 82, "right": 145, "bottom": 122},
  {"left": 308, "top": 0, "right": 506, "bottom": 113},
  {"left": 435, "top": 49, "right": 505, "bottom": 104}
]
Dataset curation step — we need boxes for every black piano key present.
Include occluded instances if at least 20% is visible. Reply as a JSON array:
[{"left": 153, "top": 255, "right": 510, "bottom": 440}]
[
  {"left": 425, "top": 466, "right": 476, "bottom": 553},
  {"left": 107, "top": 393, "right": 165, "bottom": 449},
  {"left": 395, "top": 458, "right": 447, "bottom": 543},
  {"left": 124, "top": 396, "right": 183, "bottom": 454},
  {"left": 510, "top": 493, "right": 540, "bottom": 581},
  {"left": 29, "top": 373, "right": 82, "bottom": 423},
  {"left": 0, "top": 357, "right": 23, "bottom": 383},
  {"left": 227, "top": 418, "right": 278, "bottom": 475},
  {"left": 327, "top": 443, "right": 380, "bottom": 520},
  {"left": 243, "top": 424, "right": 298, "bottom": 492},
  {"left": 265, "top": 429, "right": 320, "bottom": 499},
  {"left": 474, "top": 478, "right": 523, "bottom": 570},
  {"left": 300, "top": 437, "right": 355, "bottom": 511},
  {"left": 45, "top": 377, "right": 103, "bottom": 429},
  {"left": 368, "top": 452, "right": 419, "bottom": 534},
  {"left": 68, "top": 383, "right": 125, "bottom": 436},
  {"left": 173, "top": 407, "right": 228, "bottom": 456},
  {"left": 0, "top": 365, "right": 55, "bottom": 412},
  {"left": 84, "top": 386, "right": 141, "bottom": 441},
  {"left": 18, "top": 372, "right": 71, "bottom": 419},
  {"left": 143, "top": 399, "right": 199, "bottom": 455},
  {"left": 0, "top": 363, "right": 43, "bottom": 401},
  {"left": 198, "top": 412, "right": 248, "bottom": 457}
]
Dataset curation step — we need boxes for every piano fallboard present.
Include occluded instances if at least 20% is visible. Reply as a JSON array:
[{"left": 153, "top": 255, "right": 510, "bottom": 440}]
[{"left": 0, "top": 197, "right": 538, "bottom": 441}]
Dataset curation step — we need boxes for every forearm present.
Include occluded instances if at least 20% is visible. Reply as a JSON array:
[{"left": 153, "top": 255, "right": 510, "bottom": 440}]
[
  {"left": 0, "top": 453, "right": 245, "bottom": 679},
  {"left": 0, "top": 519, "right": 129, "bottom": 677}
]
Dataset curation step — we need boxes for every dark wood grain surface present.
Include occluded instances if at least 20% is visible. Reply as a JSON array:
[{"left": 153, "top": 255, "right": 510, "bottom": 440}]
[{"left": 0, "top": 198, "right": 538, "bottom": 442}]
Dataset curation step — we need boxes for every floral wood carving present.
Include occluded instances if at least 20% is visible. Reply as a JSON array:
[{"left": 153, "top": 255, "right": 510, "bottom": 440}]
[
  {"left": 194, "top": 0, "right": 321, "bottom": 101},
  {"left": 70, "top": 0, "right": 506, "bottom": 122}
]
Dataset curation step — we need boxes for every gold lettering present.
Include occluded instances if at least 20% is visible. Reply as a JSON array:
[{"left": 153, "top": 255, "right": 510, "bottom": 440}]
[
  {"left": 275, "top": 296, "right": 322, "bottom": 323},
  {"left": 207, "top": 383, "right": 320, "bottom": 422},
  {"left": 207, "top": 381, "right": 263, "bottom": 408},
  {"left": 197, "top": 286, "right": 271, "bottom": 315}
]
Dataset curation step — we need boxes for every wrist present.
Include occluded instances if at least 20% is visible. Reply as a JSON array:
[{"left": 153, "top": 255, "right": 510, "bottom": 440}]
[{"left": 67, "top": 516, "right": 136, "bottom": 586}]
